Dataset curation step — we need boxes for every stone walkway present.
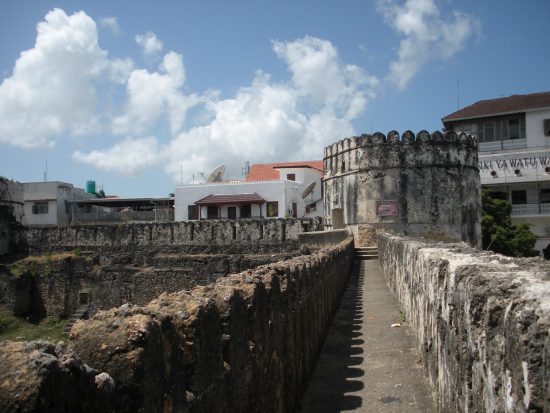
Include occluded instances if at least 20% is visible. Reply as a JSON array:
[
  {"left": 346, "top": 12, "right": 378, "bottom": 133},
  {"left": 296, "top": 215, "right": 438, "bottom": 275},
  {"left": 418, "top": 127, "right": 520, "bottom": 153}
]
[{"left": 299, "top": 259, "right": 435, "bottom": 412}]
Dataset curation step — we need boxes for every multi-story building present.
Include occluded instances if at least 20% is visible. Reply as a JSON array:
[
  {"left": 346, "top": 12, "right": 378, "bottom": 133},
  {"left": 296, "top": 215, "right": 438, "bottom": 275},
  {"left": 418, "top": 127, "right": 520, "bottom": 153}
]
[
  {"left": 175, "top": 161, "right": 323, "bottom": 221},
  {"left": 442, "top": 91, "right": 550, "bottom": 255},
  {"left": 23, "top": 181, "right": 95, "bottom": 226}
]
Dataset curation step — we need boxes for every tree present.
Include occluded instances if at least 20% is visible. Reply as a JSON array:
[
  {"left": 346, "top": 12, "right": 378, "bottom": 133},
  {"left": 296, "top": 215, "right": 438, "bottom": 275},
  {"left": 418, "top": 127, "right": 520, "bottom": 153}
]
[{"left": 481, "top": 188, "right": 538, "bottom": 257}]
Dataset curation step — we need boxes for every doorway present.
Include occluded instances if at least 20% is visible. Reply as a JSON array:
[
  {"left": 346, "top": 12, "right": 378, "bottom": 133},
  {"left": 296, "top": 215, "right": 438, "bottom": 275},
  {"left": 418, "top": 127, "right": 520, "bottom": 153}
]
[{"left": 228, "top": 206, "right": 237, "bottom": 220}]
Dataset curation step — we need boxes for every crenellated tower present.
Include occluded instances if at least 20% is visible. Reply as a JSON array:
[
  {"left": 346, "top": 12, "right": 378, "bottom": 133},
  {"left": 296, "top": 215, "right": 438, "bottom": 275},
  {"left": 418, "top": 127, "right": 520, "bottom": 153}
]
[{"left": 323, "top": 130, "right": 481, "bottom": 246}]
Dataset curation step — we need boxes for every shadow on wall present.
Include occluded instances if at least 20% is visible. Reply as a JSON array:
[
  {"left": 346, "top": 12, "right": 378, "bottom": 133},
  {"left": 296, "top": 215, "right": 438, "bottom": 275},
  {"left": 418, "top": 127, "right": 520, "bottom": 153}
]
[{"left": 299, "top": 260, "right": 364, "bottom": 411}]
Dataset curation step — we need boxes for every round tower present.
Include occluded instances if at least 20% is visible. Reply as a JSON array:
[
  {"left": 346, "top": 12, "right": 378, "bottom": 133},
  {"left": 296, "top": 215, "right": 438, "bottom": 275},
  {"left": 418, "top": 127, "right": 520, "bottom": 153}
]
[{"left": 323, "top": 130, "right": 481, "bottom": 246}]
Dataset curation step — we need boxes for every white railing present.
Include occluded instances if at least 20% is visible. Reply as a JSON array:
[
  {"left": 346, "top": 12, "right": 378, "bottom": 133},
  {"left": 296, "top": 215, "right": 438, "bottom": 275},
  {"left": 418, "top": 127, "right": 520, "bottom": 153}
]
[
  {"left": 511, "top": 203, "right": 550, "bottom": 216},
  {"left": 479, "top": 138, "right": 527, "bottom": 152},
  {"left": 176, "top": 179, "right": 285, "bottom": 188}
]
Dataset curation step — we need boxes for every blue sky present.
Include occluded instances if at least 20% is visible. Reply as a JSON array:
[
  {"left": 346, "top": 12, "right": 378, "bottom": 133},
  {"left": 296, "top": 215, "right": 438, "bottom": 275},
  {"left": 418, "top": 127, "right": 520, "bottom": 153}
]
[{"left": 1, "top": 0, "right": 549, "bottom": 197}]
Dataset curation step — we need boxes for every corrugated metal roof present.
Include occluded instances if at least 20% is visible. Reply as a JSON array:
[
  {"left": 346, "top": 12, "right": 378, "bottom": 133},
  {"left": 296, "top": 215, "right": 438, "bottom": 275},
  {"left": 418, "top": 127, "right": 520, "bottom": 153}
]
[
  {"left": 442, "top": 91, "right": 550, "bottom": 124},
  {"left": 246, "top": 160, "right": 323, "bottom": 181},
  {"left": 195, "top": 193, "right": 266, "bottom": 205}
]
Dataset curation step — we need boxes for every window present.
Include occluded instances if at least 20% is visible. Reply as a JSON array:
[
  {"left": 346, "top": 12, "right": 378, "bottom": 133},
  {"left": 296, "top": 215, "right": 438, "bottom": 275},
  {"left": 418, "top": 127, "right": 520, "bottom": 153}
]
[
  {"left": 266, "top": 201, "right": 278, "bottom": 217},
  {"left": 305, "top": 202, "right": 317, "bottom": 214},
  {"left": 240, "top": 204, "right": 251, "bottom": 218},
  {"left": 291, "top": 202, "right": 297, "bottom": 218},
  {"left": 227, "top": 206, "right": 237, "bottom": 220},
  {"left": 207, "top": 205, "right": 219, "bottom": 219},
  {"left": 484, "top": 121, "right": 495, "bottom": 142},
  {"left": 541, "top": 189, "right": 550, "bottom": 204},
  {"left": 508, "top": 119, "right": 520, "bottom": 139},
  {"left": 511, "top": 190, "right": 526, "bottom": 205},
  {"left": 188, "top": 205, "right": 198, "bottom": 220},
  {"left": 286, "top": 173, "right": 295, "bottom": 181},
  {"left": 489, "top": 191, "right": 507, "bottom": 201},
  {"left": 32, "top": 201, "right": 48, "bottom": 214},
  {"left": 64, "top": 200, "right": 70, "bottom": 215}
]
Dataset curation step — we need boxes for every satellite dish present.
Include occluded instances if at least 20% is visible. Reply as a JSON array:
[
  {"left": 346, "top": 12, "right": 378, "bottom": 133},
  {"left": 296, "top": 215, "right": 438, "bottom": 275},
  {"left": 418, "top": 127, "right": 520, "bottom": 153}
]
[
  {"left": 207, "top": 165, "right": 225, "bottom": 183},
  {"left": 302, "top": 181, "right": 316, "bottom": 198}
]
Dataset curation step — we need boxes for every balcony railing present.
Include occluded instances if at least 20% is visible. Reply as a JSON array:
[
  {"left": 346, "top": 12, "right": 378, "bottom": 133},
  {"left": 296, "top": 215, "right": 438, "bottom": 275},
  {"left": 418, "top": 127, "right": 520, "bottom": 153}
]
[
  {"left": 479, "top": 138, "right": 527, "bottom": 152},
  {"left": 511, "top": 203, "right": 550, "bottom": 216}
]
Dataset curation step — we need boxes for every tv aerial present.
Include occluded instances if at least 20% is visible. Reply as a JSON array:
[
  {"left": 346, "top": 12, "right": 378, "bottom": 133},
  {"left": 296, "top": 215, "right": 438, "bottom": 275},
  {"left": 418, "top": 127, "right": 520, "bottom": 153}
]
[
  {"left": 207, "top": 164, "right": 226, "bottom": 183},
  {"left": 302, "top": 181, "right": 316, "bottom": 199}
]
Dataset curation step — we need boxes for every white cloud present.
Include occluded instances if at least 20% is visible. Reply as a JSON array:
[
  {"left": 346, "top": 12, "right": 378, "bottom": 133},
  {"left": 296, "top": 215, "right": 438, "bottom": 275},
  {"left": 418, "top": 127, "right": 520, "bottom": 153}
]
[
  {"left": 377, "top": 0, "right": 477, "bottom": 89},
  {"left": 113, "top": 51, "right": 206, "bottom": 136},
  {"left": 0, "top": 8, "right": 110, "bottom": 148},
  {"left": 72, "top": 137, "right": 162, "bottom": 175},
  {"left": 135, "top": 32, "right": 163, "bottom": 55},
  {"left": 100, "top": 17, "right": 120, "bottom": 35},
  {"left": 162, "top": 36, "right": 379, "bottom": 182}
]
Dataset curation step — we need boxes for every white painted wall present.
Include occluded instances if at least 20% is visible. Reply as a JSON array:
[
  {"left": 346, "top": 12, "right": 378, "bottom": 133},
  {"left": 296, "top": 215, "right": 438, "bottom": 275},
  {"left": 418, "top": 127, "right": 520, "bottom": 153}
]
[
  {"left": 23, "top": 182, "right": 93, "bottom": 226},
  {"left": 175, "top": 171, "right": 324, "bottom": 221},
  {"left": 525, "top": 108, "right": 550, "bottom": 148}
]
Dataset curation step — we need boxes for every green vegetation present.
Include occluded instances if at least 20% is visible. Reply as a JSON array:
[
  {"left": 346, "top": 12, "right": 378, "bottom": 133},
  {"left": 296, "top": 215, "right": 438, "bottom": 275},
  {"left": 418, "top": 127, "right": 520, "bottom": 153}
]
[
  {"left": 481, "top": 188, "right": 538, "bottom": 257},
  {"left": 0, "top": 309, "right": 68, "bottom": 342}
]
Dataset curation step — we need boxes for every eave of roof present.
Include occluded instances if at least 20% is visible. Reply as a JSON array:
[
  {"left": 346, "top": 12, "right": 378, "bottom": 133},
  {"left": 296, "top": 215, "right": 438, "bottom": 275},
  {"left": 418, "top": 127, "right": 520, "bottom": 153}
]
[
  {"left": 442, "top": 91, "right": 550, "bottom": 124},
  {"left": 68, "top": 197, "right": 173, "bottom": 207},
  {"left": 195, "top": 193, "right": 266, "bottom": 206}
]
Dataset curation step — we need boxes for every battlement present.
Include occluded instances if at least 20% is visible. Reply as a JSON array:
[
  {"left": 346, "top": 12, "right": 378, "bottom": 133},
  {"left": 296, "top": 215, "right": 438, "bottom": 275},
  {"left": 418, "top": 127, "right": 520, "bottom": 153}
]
[
  {"left": 323, "top": 130, "right": 481, "bottom": 246},
  {"left": 324, "top": 129, "right": 477, "bottom": 159}
]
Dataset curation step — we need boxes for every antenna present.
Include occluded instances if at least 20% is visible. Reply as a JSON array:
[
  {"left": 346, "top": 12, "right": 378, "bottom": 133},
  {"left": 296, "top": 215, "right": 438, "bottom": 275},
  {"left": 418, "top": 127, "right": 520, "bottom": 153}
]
[
  {"left": 457, "top": 80, "right": 460, "bottom": 110},
  {"left": 44, "top": 159, "right": 48, "bottom": 182},
  {"left": 241, "top": 161, "right": 250, "bottom": 177},
  {"left": 206, "top": 165, "right": 225, "bottom": 183},
  {"left": 180, "top": 165, "right": 183, "bottom": 186},
  {"left": 302, "top": 181, "right": 316, "bottom": 199}
]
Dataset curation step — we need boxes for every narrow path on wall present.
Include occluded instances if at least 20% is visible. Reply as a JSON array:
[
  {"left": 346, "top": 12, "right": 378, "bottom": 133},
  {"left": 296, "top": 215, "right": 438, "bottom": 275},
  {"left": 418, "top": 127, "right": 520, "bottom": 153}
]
[{"left": 299, "top": 259, "right": 435, "bottom": 413}]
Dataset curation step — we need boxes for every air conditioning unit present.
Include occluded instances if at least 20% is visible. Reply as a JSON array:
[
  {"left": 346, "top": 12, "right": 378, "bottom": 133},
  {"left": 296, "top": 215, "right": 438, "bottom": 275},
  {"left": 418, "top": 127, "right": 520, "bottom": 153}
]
[{"left": 544, "top": 119, "right": 550, "bottom": 136}]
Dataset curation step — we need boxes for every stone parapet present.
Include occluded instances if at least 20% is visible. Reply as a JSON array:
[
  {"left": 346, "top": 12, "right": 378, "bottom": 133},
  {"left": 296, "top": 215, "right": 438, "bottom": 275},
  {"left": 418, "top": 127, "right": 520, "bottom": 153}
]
[
  {"left": 378, "top": 233, "right": 550, "bottom": 412},
  {"left": 323, "top": 130, "right": 481, "bottom": 246},
  {"left": 13, "top": 218, "right": 322, "bottom": 254}
]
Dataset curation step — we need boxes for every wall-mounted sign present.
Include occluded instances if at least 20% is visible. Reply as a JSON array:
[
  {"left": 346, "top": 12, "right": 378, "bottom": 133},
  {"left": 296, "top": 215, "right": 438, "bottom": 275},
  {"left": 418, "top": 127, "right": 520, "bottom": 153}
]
[
  {"left": 376, "top": 200, "right": 398, "bottom": 216},
  {"left": 479, "top": 155, "right": 550, "bottom": 171}
]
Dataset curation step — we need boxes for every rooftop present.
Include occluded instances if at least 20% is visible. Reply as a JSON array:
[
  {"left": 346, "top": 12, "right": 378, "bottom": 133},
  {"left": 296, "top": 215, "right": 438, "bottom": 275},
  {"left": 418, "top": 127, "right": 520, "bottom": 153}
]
[
  {"left": 442, "top": 91, "right": 550, "bottom": 124},
  {"left": 246, "top": 160, "right": 323, "bottom": 181}
]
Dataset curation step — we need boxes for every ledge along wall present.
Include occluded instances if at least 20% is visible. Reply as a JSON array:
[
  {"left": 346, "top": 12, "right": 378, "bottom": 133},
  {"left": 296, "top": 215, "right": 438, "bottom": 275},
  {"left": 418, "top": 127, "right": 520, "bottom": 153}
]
[
  {"left": 378, "top": 233, "right": 550, "bottom": 412},
  {"left": 62, "top": 237, "right": 355, "bottom": 413},
  {"left": 13, "top": 218, "right": 322, "bottom": 254},
  {"left": 323, "top": 130, "right": 481, "bottom": 246}
]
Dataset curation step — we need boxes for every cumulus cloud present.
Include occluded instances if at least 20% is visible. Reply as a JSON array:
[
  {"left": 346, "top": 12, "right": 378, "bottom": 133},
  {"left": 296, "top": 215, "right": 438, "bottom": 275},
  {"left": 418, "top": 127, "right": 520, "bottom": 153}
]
[
  {"left": 0, "top": 9, "right": 135, "bottom": 148},
  {"left": 135, "top": 32, "right": 163, "bottom": 55},
  {"left": 72, "top": 137, "right": 162, "bottom": 175},
  {"left": 0, "top": 9, "right": 110, "bottom": 148},
  {"left": 162, "top": 36, "right": 379, "bottom": 182},
  {"left": 100, "top": 17, "right": 120, "bottom": 35},
  {"left": 113, "top": 51, "right": 206, "bottom": 136},
  {"left": 377, "top": 0, "right": 477, "bottom": 89}
]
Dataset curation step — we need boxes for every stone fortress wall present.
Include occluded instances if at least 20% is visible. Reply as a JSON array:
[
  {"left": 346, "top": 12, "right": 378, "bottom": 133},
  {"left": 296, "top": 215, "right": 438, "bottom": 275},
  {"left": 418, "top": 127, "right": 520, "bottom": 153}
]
[
  {"left": 1, "top": 218, "right": 322, "bottom": 320},
  {"left": 14, "top": 217, "right": 321, "bottom": 253},
  {"left": 323, "top": 130, "right": 481, "bottom": 246},
  {"left": 1, "top": 237, "right": 355, "bottom": 413},
  {"left": 378, "top": 233, "right": 550, "bottom": 412}
]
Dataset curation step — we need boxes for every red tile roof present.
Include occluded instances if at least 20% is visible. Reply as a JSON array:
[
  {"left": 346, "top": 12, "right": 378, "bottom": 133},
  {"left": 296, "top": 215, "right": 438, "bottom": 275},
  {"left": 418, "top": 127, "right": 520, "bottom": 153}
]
[
  {"left": 245, "top": 160, "right": 323, "bottom": 181},
  {"left": 195, "top": 193, "right": 266, "bottom": 205},
  {"left": 442, "top": 91, "right": 550, "bottom": 124}
]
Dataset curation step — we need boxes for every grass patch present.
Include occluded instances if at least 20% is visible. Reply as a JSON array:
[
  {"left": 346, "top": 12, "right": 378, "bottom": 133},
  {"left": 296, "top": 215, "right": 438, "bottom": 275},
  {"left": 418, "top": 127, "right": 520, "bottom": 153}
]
[{"left": 0, "top": 309, "right": 68, "bottom": 342}]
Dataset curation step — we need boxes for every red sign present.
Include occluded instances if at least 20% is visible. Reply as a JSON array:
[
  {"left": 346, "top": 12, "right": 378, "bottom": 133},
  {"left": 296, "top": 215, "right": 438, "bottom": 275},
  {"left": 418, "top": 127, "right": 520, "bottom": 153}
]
[{"left": 376, "top": 200, "right": 398, "bottom": 216}]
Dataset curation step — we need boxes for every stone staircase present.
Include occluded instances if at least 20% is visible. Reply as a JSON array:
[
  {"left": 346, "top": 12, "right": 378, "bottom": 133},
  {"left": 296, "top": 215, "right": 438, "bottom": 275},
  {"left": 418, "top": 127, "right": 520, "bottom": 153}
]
[
  {"left": 354, "top": 246, "right": 378, "bottom": 260},
  {"left": 63, "top": 305, "right": 89, "bottom": 334}
]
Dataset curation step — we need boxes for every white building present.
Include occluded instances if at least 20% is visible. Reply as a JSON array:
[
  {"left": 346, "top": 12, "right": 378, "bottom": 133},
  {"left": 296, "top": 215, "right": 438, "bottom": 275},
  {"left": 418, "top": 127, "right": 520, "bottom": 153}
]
[
  {"left": 175, "top": 161, "right": 324, "bottom": 221},
  {"left": 442, "top": 91, "right": 550, "bottom": 255},
  {"left": 23, "top": 181, "right": 95, "bottom": 226}
]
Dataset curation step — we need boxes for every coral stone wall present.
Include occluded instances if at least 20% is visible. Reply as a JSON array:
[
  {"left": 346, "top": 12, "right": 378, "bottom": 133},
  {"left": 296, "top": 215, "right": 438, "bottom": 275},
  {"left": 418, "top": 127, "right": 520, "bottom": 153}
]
[
  {"left": 64, "top": 237, "right": 354, "bottom": 412},
  {"left": 14, "top": 218, "right": 321, "bottom": 253},
  {"left": 323, "top": 130, "right": 481, "bottom": 246},
  {"left": 378, "top": 233, "right": 550, "bottom": 412}
]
